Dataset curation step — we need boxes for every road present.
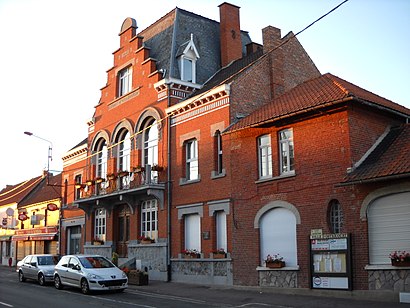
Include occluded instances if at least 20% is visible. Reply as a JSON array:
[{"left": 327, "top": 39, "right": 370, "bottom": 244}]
[{"left": 0, "top": 265, "right": 408, "bottom": 308}]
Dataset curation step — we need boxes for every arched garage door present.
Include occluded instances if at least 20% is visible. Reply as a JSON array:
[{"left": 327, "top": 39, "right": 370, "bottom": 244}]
[{"left": 368, "top": 192, "right": 410, "bottom": 264}]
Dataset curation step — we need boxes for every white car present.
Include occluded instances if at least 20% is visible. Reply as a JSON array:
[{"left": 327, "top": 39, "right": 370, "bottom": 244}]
[
  {"left": 17, "top": 254, "right": 59, "bottom": 286},
  {"left": 54, "top": 254, "right": 128, "bottom": 294}
]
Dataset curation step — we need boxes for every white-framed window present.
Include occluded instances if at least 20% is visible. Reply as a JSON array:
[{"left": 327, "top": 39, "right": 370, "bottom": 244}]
[
  {"left": 329, "top": 200, "right": 343, "bottom": 234},
  {"left": 258, "top": 135, "right": 272, "bottom": 178},
  {"left": 260, "top": 208, "right": 297, "bottom": 267},
  {"left": 96, "top": 139, "right": 108, "bottom": 180},
  {"left": 143, "top": 119, "right": 159, "bottom": 182},
  {"left": 216, "top": 211, "right": 227, "bottom": 251},
  {"left": 186, "top": 139, "right": 198, "bottom": 181},
  {"left": 118, "top": 130, "right": 131, "bottom": 172},
  {"left": 185, "top": 213, "right": 201, "bottom": 251},
  {"left": 118, "top": 66, "right": 132, "bottom": 97},
  {"left": 215, "top": 131, "right": 223, "bottom": 174},
  {"left": 141, "top": 200, "right": 158, "bottom": 240},
  {"left": 279, "top": 129, "right": 294, "bottom": 174},
  {"left": 178, "top": 35, "right": 199, "bottom": 83},
  {"left": 94, "top": 208, "right": 106, "bottom": 242}
]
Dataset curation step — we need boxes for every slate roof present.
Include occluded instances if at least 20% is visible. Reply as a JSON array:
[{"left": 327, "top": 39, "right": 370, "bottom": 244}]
[
  {"left": 138, "top": 7, "right": 252, "bottom": 85},
  {"left": 226, "top": 73, "right": 410, "bottom": 133},
  {"left": 18, "top": 173, "right": 62, "bottom": 207},
  {"left": 341, "top": 124, "right": 410, "bottom": 184},
  {"left": 0, "top": 176, "right": 43, "bottom": 206}
]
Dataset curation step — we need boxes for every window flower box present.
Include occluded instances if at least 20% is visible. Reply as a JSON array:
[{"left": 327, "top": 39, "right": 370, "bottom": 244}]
[
  {"left": 265, "top": 253, "right": 285, "bottom": 268},
  {"left": 133, "top": 166, "right": 145, "bottom": 173},
  {"left": 390, "top": 251, "right": 410, "bottom": 267},
  {"left": 183, "top": 249, "right": 200, "bottom": 259},
  {"left": 212, "top": 248, "right": 226, "bottom": 259},
  {"left": 92, "top": 238, "right": 104, "bottom": 245},
  {"left": 118, "top": 171, "right": 129, "bottom": 177},
  {"left": 138, "top": 236, "right": 154, "bottom": 244}
]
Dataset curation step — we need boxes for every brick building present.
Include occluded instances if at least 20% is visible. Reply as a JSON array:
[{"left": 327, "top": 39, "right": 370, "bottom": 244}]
[{"left": 59, "top": 1, "right": 410, "bottom": 297}]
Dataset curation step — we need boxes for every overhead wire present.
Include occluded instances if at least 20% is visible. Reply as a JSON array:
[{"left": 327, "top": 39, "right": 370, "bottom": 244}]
[{"left": 5, "top": 0, "right": 350, "bottom": 193}]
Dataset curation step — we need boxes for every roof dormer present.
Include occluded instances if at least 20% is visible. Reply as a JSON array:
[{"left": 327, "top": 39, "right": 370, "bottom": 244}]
[{"left": 177, "top": 34, "right": 200, "bottom": 84}]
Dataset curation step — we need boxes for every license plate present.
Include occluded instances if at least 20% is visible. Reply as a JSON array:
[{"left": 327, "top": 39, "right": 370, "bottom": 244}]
[{"left": 109, "top": 286, "right": 121, "bottom": 289}]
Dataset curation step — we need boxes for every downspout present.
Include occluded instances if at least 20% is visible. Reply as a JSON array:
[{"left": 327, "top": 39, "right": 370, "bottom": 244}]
[
  {"left": 166, "top": 7, "right": 179, "bottom": 283},
  {"left": 166, "top": 83, "right": 172, "bottom": 282}
]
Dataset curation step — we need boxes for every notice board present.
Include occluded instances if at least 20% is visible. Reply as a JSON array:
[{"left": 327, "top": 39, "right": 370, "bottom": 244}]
[{"left": 309, "top": 233, "right": 352, "bottom": 290}]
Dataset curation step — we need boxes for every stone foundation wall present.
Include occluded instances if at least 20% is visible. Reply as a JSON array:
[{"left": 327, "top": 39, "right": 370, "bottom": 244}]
[
  {"left": 128, "top": 242, "right": 168, "bottom": 281},
  {"left": 368, "top": 269, "right": 410, "bottom": 292},
  {"left": 171, "top": 259, "right": 233, "bottom": 285},
  {"left": 259, "top": 269, "right": 298, "bottom": 288}
]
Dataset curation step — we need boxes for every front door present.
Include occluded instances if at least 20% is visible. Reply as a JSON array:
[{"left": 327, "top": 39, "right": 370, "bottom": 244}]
[{"left": 116, "top": 205, "right": 130, "bottom": 258}]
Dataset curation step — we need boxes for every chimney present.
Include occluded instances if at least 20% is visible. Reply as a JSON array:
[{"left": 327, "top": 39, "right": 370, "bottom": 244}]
[
  {"left": 262, "top": 26, "right": 284, "bottom": 98},
  {"left": 262, "top": 26, "right": 281, "bottom": 53},
  {"left": 219, "top": 2, "right": 242, "bottom": 67}
]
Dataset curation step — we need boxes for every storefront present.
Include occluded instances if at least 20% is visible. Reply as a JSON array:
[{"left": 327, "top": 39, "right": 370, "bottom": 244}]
[{"left": 13, "top": 226, "right": 58, "bottom": 261}]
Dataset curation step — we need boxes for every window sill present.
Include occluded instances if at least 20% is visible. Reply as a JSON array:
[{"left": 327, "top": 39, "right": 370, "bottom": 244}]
[
  {"left": 365, "top": 264, "right": 410, "bottom": 270},
  {"left": 179, "top": 176, "right": 201, "bottom": 186},
  {"left": 255, "top": 172, "right": 296, "bottom": 184},
  {"left": 211, "top": 169, "right": 226, "bottom": 179},
  {"left": 256, "top": 265, "right": 300, "bottom": 271}
]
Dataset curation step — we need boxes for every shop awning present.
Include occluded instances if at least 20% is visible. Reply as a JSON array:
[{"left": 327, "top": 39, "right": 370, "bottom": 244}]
[
  {"left": 29, "top": 233, "right": 57, "bottom": 241},
  {"left": 12, "top": 235, "right": 29, "bottom": 241},
  {"left": 0, "top": 235, "right": 12, "bottom": 241}
]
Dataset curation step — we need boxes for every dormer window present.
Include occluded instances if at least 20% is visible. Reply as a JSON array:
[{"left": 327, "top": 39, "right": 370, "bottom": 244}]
[
  {"left": 178, "top": 34, "right": 200, "bottom": 83},
  {"left": 118, "top": 66, "right": 132, "bottom": 97}
]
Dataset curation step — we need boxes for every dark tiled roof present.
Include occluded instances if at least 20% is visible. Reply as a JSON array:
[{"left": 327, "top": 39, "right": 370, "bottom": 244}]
[
  {"left": 19, "top": 173, "right": 62, "bottom": 207},
  {"left": 0, "top": 176, "right": 43, "bottom": 206},
  {"left": 342, "top": 124, "right": 410, "bottom": 184},
  {"left": 227, "top": 73, "right": 410, "bottom": 133},
  {"left": 139, "top": 7, "right": 252, "bottom": 85},
  {"left": 68, "top": 138, "right": 87, "bottom": 152}
]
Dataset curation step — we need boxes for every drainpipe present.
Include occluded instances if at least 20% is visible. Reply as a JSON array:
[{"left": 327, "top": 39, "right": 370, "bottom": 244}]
[{"left": 166, "top": 82, "right": 172, "bottom": 282}]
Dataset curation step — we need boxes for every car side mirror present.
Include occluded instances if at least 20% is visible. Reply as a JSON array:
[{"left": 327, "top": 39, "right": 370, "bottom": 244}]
[
  {"left": 31, "top": 262, "right": 37, "bottom": 267},
  {"left": 73, "top": 264, "right": 81, "bottom": 271}
]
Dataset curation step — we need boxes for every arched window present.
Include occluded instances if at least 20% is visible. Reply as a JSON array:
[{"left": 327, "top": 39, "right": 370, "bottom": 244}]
[
  {"left": 95, "top": 138, "right": 108, "bottom": 179},
  {"left": 329, "top": 199, "right": 343, "bottom": 234},
  {"left": 117, "top": 130, "right": 131, "bottom": 172},
  {"left": 143, "top": 119, "right": 158, "bottom": 167},
  {"left": 260, "top": 208, "right": 297, "bottom": 266}
]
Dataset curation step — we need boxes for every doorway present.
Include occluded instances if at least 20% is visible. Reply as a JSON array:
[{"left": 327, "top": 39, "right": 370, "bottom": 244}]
[{"left": 116, "top": 204, "right": 130, "bottom": 258}]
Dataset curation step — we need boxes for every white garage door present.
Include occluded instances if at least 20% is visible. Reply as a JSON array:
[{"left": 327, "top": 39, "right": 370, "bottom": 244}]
[{"left": 368, "top": 192, "right": 410, "bottom": 264}]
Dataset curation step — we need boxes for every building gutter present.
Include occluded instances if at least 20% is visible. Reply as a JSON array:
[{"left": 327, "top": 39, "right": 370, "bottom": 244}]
[{"left": 337, "top": 173, "right": 410, "bottom": 187}]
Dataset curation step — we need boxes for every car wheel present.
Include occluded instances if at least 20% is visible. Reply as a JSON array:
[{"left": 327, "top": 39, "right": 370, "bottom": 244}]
[
  {"left": 80, "top": 278, "right": 90, "bottom": 295},
  {"left": 18, "top": 271, "right": 26, "bottom": 282},
  {"left": 54, "top": 275, "right": 63, "bottom": 290},
  {"left": 115, "top": 288, "right": 125, "bottom": 293},
  {"left": 38, "top": 273, "right": 45, "bottom": 286}
]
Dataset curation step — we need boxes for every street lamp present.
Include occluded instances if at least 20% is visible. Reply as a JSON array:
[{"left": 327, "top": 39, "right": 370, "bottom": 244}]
[
  {"left": 24, "top": 131, "right": 62, "bottom": 257},
  {"left": 24, "top": 131, "right": 53, "bottom": 181}
]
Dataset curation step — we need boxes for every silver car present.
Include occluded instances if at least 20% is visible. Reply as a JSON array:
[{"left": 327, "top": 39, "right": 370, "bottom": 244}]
[
  {"left": 54, "top": 254, "right": 128, "bottom": 294},
  {"left": 17, "top": 254, "right": 59, "bottom": 286}
]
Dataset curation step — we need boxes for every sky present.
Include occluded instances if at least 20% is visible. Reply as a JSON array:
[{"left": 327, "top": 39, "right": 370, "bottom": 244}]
[{"left": 0, "top": 0, "right": 409, "bottom": 190}]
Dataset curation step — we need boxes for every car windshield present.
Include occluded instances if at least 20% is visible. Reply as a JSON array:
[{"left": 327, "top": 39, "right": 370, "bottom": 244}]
[
  {"left": 79, "top": 256, "right": 115, "bottom": 269},
  {"left": 38, "top": 256, "right": 59, "bottom": 266}
]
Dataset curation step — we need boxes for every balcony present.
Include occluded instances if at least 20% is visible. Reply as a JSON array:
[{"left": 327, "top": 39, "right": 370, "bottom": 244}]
[{"left": 75, "top": 166, "right": 165, "bottom": 212}]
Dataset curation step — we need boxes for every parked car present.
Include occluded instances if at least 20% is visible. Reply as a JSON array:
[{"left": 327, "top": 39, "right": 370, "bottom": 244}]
[
  {"left": 54, "top": 254, "right": 128, "bottom": 294},
  {"left": 17, "top": 254, "right": 59, "bottom": 286}
]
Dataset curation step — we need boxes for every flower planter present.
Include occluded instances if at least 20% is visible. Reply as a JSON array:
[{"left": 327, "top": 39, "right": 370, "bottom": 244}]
[
  {"left": 184, "top": 254, "right": 200, "bottom": 259},
  {"left": 213, "top": 253, "right": 226, "bottom": 259},
  {"left": 93, "top": 241, "right": 103, "bottom": 245},
  {"left": 140, "top": 239, "right": 154, "bottom": 244},
  {"left": 127, "top": 270, "right": 148, "bottom": 285},
  {"left": 392, "top": 260, "right": 410, "bottom": 267},
  {"left": 266, "top": 261, "right": 286, "bottom": 268}
]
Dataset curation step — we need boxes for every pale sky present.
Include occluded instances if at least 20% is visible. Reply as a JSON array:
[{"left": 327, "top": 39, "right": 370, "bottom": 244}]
[{"left": 0, "top": 0, "right": 409, "bottom": 190}]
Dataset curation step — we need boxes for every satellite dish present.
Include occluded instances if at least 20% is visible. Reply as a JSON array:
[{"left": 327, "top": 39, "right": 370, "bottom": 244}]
[{"left": 6, "top": 208, "right": 14, "bottom": 216}]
